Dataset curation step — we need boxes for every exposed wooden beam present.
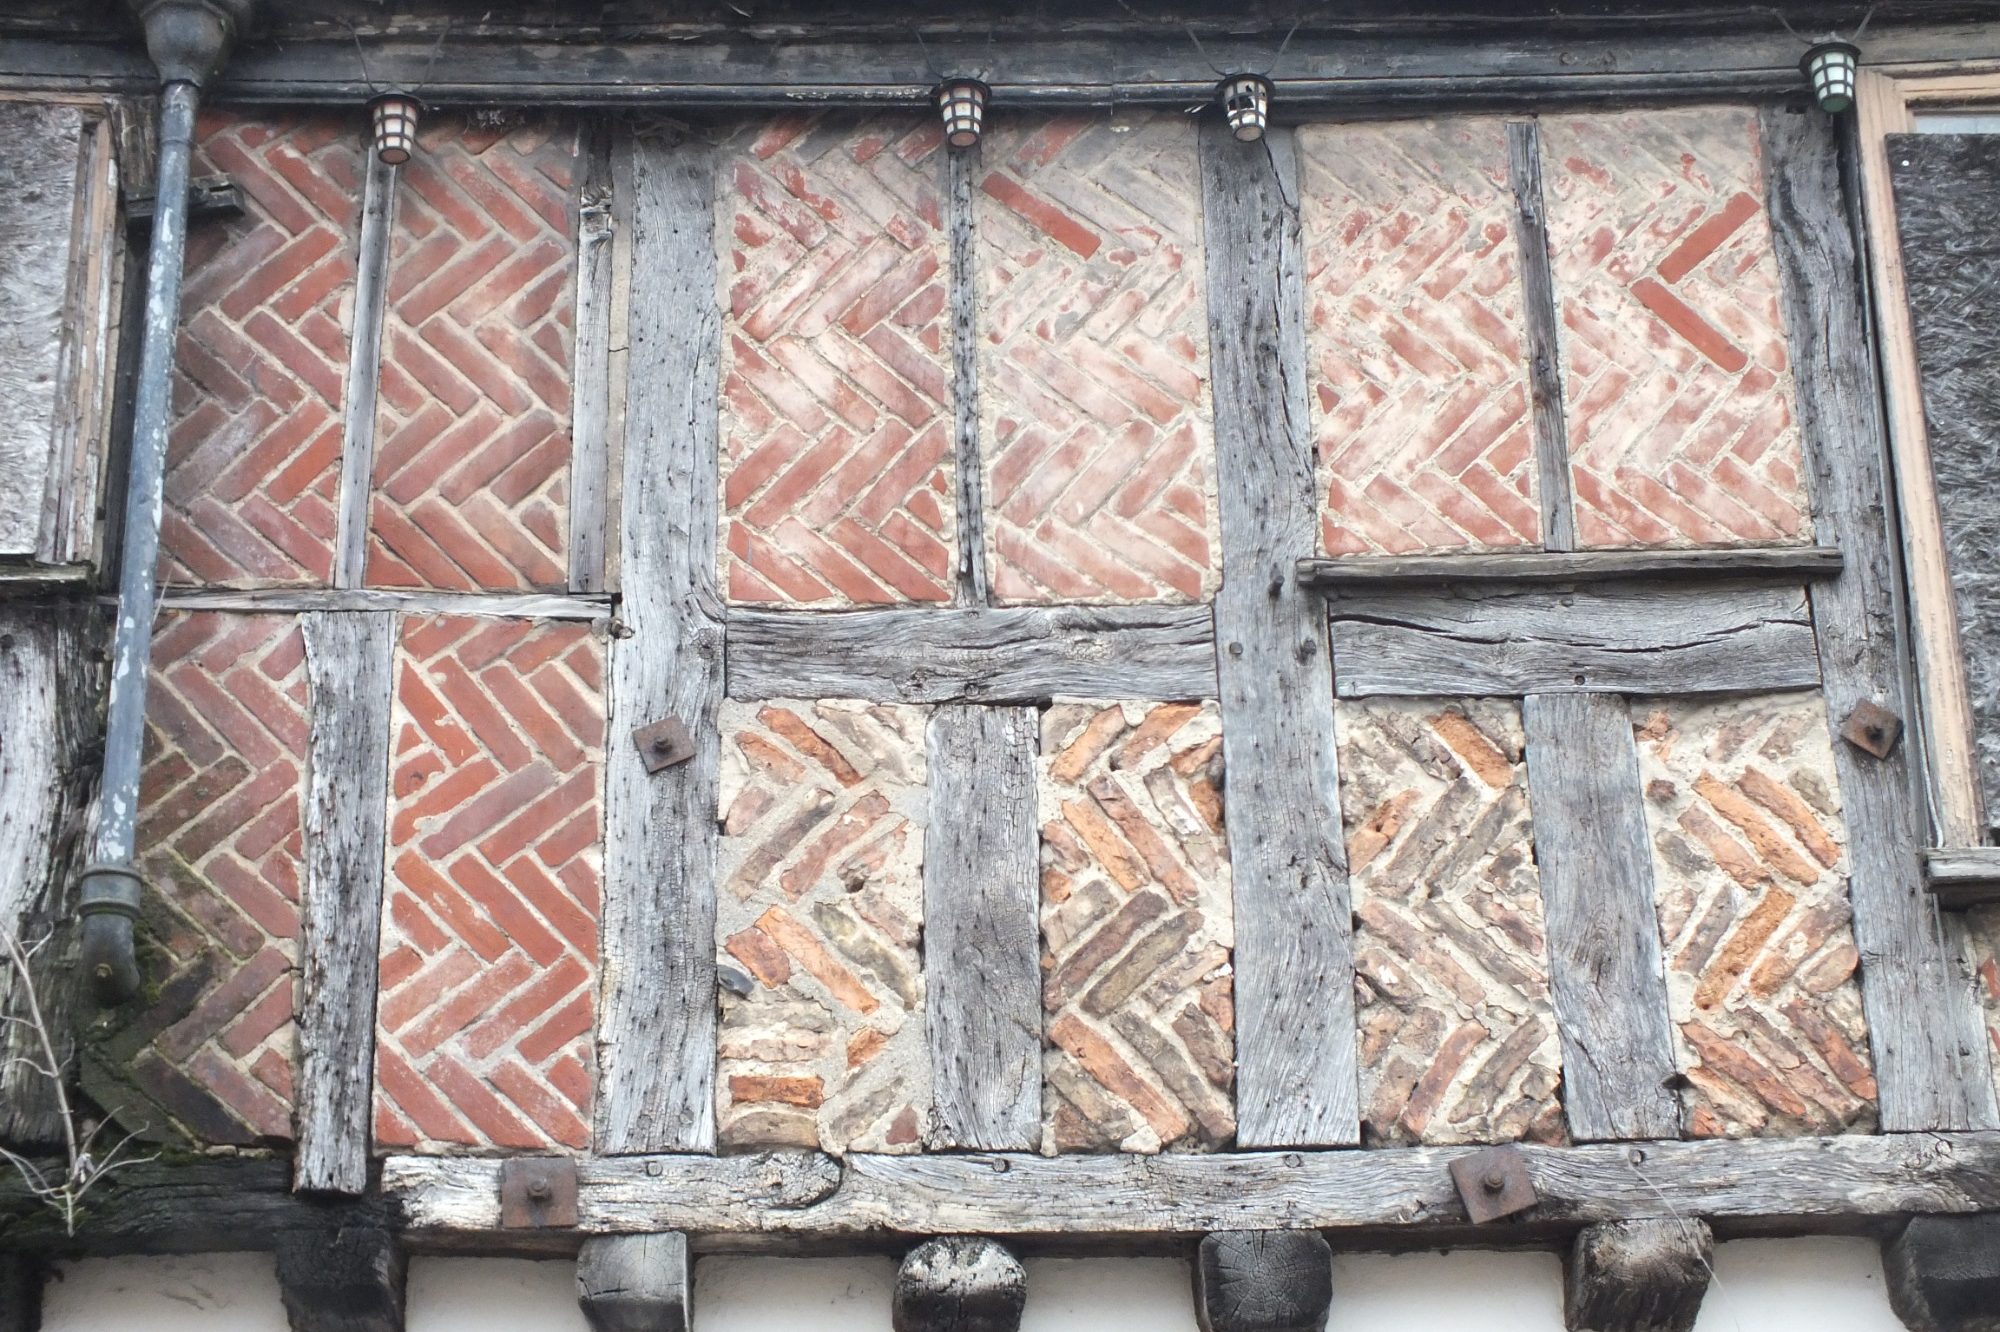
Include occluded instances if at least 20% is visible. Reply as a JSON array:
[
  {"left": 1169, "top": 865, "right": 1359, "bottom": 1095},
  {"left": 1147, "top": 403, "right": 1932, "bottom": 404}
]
[
  {"left": 1523, "top": 694, "right": 1680, "bottom": 1141},
  {"left": 595, "top": 124, "right": 723, "bottom": 1154},
  {"left": 1927, "top": 848, "right": 2000, "bottom": 910},
  {"left": 1563, "top": 1219, "right": 1712, "bottom": 1332},
  {"left": 1200, "top": 119, "right": 1358, "bottom": 1148},
  {"left": 1195, "top": 1231, "right": 1334, "bottom": 1332},
  {"left": 946, "top": 142, "right": 989, "bottom": 608},
  {"left": 725, "top": 605, "right": 1217, "bottom": 705},
  {"left": 568, "top": 118, "right": 616, "bottom": 598},
  {"left": 0, "top": 1252, "right": 41, "bottom": 1332},
  {"left": 333, "top": 152, "right": 396, "bottom": 591},
  {"left": 578, "top": 1232, "right": 690, "bottom": 1332},
  {"left": 1330, "top": 580, "right": 1820, "bottom": 698},
  {"left": 276, "top": 1210, "right": 406, "bottom": 1332},
  {"left": 1298, "top": 545, "right": 1843, "bottom": 589},
  {"left": 893, "top": 1236, "right": 1026, "bottom": 1332},
  {"left": 1884, "top": 1214, "right": 2000, "bottom": 1332},
  {"left": 1507, "top": 119, "right": 1575, "bottom": 554},
  {"left": 295, "top": 612, "right": 395, "bottom": 1195},
  {"left": 152, "top": 587, "right": 610, "bottom": 620},
  {"left": 1763, "top": 102, "right": 1999, "bottom": 1131}
]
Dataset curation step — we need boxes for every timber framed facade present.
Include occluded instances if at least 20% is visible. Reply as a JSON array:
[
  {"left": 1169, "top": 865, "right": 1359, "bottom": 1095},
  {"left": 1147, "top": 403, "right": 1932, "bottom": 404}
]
[{"left": 8, "top": 4, "right": 2000, "bottom": 1330}]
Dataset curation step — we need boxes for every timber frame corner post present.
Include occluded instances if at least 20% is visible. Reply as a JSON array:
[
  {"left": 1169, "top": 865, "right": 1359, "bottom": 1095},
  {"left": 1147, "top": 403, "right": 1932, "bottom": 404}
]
[{"left": 1853, "top": 60, "right": 2000, "bottom": 849}]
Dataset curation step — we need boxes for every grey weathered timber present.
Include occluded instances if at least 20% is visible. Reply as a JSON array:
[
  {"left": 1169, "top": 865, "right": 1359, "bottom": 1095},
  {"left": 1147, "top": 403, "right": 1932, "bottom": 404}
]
[
  {"left": 1195, "top": 1231, "right": 1334, "bottom": 1332},
  {"left": 275, "top": 1212, "right": 406, "bottom": 1332},
  {"left": 1330, "top": 580, "right": 1820, "bottom": 698},
  {"left": 946, "top": 143, "right": 989, "bottom": 606},
  {"left": 0, "top": 605, "right": 101, "bottom": 1145},
  {"left": 154, "top": 587, "right": 610, "bottom": 620},
  {"left": 333, "top": 151, "right": 396, "bottom": 590},
  {"left": 1200, "top": 119, "right": 1358, "bottom": 1147},
  {"left": 0, "top": 1251, "right": 40, "bottom": 1331},
  {"left": 893, "top": 1236, "right": 1026, "bottom": 1332},
  {"left": 595, "top": 125, "right": 723, "bottom": 1155},
  {"left": 1564, "top": 1220, "right": 1712, "bottom": 1332},
  {"left": 1890, "top": 134, "right": 2000, "bottom": 835},
  {"left": 295, "top": 612, "right": 394, "bottom": 1195},
  {"left": 1522, "top": 693, "right": 1679, "bottom": 1141},
  {"left": 1884, "top": 1214, "right": 2000, "bottom": 1332},
  {"left": 1928, "top": 849, "right": 2000, "bottom": 911},
  {"left": 1297, "top": 545, "right": 1843, "bottom": 589},
  {"left": 1764, "top": 104, "right": 1998, "bottom": 1130},
  {"left": 385, "top": 1131, "right": 2000, "bottom": 1241},
  {"left": 1507, "top": 119, "right": 1575, "bottom": 554},
  {"left": 923, "top": 706, "right": 1041, "bottom": 1151},
  {"left": 578, "top": 1232, "right": 689, "bottom": 1332},
  {"left": 569, "top": 119, "right": 616, "bottom": 596},
  {"left": 726, "top": 605, "right": 1216, "bottom": 705}
]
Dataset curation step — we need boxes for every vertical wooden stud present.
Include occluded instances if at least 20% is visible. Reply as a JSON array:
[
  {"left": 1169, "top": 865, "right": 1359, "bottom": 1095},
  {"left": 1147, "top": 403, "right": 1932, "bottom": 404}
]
[
  {"left": 946, "top": 142, "right": 989, "bottom": 607},
  {"left": 333, "top": 151, "right": 397, "bottom": 590},
  {"left": 1507, "top": 119, "right": 1577, "bottom": 553},
  {"left": 570, "top": 118, "right": 616, "bottom": 596},
  {"left": 1199, "top": 119, "right": 1360, "bottom": 1147},
  {"left": 1523, "top": 692, "right": 1679, "bottom": 1140},
  {"left": 923, "top": 705, "right": 1041, "bottom": 1150},
  {"left": 295, "top": 611, "right": 395, "bottom": 1194},
  {"left": 595, "top": 125, "right": 724, "bottom": 1154}
]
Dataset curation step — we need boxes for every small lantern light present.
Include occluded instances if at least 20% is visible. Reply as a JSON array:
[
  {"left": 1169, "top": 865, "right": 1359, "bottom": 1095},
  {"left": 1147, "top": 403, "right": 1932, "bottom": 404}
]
[
  {"left": 1219, "top": 73, "right": 1273, "bottom": 142},
  {"left": 370, "top": 92, "right": 424, "bottom": 165},
  {"left": 1802, "top": 39, "right": 1861, "bottom": 115},
  {"left": 936, "top": 78, "right": 989, "bottom": 150}
]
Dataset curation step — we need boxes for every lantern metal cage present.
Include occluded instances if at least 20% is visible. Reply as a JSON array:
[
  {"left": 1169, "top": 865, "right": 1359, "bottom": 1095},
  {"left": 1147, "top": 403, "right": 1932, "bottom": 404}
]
[
  {"left": 1802, "top": 40, "right": 1862, "bottom": 115},
  {"left": 370, "top": 93, "right": 424, "bottom": 165},
  {"left": 1219, "top": 73, "right": 1273, "bottom": 142},
  {"left": 936, "top": 78, "right": 990, "bottom": 150}
]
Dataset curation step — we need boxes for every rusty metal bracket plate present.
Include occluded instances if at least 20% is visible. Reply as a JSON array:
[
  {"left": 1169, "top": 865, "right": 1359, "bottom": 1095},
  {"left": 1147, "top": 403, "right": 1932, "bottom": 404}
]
[
  {"left": 1840, "top": 699, "right": 1904, "bottom": 760},
  {"left": 499, "top": 1157, "right": 579, "bottom": 1229},
  {"left": 633, "top": 715, "right": 695, "bottom": 773},
  {"left": 1449, "top": 1145, "right": 1539, "bottom": 1224}
]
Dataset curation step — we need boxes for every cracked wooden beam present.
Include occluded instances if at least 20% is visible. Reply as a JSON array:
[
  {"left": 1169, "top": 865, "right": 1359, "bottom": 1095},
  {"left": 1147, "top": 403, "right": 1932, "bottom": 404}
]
[
  {"left": 578, "top": 1233, "right": 689, "bottom": 1332},
  {"left": 893, "top": 1236, "right": 1025, "bottom": 1332},
  {"left": 1195, "top": 1231, "right": 1333, "bottom": 1332}
]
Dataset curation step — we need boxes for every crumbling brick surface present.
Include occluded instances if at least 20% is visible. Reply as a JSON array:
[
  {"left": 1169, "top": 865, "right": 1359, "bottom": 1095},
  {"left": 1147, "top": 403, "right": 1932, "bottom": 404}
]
[
  {"left": 717, "top": 115, "right": 956, "bottom": 606},
  {"left": 164, "top": 112, "right": 359, "bottom": 588},
  {"left": 1542, "top": 108, "right": 1811, "bottom": 549},
  {"left": 366, "top": 114, "right": 579, "bottom": 592},
  {"left": 1337, "top": 699, "right": 1564, "bottom": 1146},
  {"left": 124, "top": 612, "right": 306, "bottom": 1145},
  {"left": 374, "top": 615, "right": 604, "bottom": 1152},
  {"left": 1300, "top": 119, "right": 1540, "bottom": 557},
  {"left": 977, "top": 116, "right": 1220, "bottom": 604},
  {"left": 1634, "top": 694, "right": 1877, "bottom": 1136},
  {"left": 1037, "top": 700, "right": 1233, "bottom": 1153},
  {"left": 1962, "top": 910, "right": 2000, "bottom": 1110},
  {"left": 715, "top": 700, "right": 930, "bottom": 1152}
]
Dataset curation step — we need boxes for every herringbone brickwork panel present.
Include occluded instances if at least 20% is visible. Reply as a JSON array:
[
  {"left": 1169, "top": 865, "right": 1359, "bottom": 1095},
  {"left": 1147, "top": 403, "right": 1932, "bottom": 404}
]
[
  {"left": 715, "top": 700, "right": 929, "bottom": 1152},
  {"left": 1336, "top": 699, "right": 1563, "bottom": 1146},
  {"left": 365, "top": 115, "right": 578, "bottom": 592},
  {"left": 120, "top": 612, "right": 304, "bottom": 1145},
  {"left": 1634, "top": 694, "right": 1876, "bottom": 1136},
  {"left": 977, "top": 117, "right": 1220, "bottom": 603},
  {"left": 1542, "top": 109, "right": 1811, "bottom": 549},
  {"left": 375, "top": 615, "right": 604, "bottom": 1151},
  {"left": 1300, "top": 120, "right": 1540, "bottom": 557},
  {"left": 718, "top": 116, "right": 956, "bottom": 606},
  {"left": 164, "top": 113, "right": 359, "bottom": 588},
  {"left": 1039, "top": 700, "right": 1233, "bottom": 1152}
]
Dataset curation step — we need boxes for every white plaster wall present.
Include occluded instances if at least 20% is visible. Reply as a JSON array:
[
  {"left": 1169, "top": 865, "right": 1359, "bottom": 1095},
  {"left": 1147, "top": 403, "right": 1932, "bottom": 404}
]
[{"left": 40, "top": 1238, "right": 1911, "bottom": 1331}]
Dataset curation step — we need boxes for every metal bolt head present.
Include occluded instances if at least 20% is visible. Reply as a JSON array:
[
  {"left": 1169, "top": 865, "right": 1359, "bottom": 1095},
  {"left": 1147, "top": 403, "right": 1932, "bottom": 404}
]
[{"left": 526, "top": 1178, "right": 552, "bottom": 1202}]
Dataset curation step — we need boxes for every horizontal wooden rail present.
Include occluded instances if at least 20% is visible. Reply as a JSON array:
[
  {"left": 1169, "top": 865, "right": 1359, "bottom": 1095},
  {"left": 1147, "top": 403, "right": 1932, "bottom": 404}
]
[
  {"left": 1299, "top": 545, "right": 1844, "bottom": 590},
  {"left": 150, "top": 587, "right": 612, "bottom": 620},
  {"left": 1926, "top": 847, "right": 2000, "bottom": 909}
]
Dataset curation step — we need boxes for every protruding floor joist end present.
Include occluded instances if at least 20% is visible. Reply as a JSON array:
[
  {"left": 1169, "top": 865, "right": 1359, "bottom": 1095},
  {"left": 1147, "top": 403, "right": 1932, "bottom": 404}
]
[
  {"left": 1195, "top": 1230, "right": 1334, "bottom": 1332},
  {"left": 1885, "top": 1214, "right": 2000, "bottom": 1332},
  {"left": 1565, "top": 1218, "right": 1713, "bottom": 1332},
  {"left": 578, "top": 1232, "right": 691, "bottom": 1332},
  {"left": 893, "top": 1235, "right": 1027, "bottom": 1332},
  {"left": 275, "top": 1219, "right": 406, "bottom": 1332},
  {"left": 0, "top": 1250, "right": 42, "bottom": 1332}
]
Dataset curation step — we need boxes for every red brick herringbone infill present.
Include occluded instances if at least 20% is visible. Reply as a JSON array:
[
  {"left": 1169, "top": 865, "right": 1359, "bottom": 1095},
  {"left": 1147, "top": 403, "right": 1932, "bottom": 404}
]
[
  {"left": 977, "top": 117, "right": 1221, "bottom": 604},
  {"left": 718, "top": 115, "right": 957, "bottom": 607},
  {"left": 374, "top": 615, "right": 604, "bottom": 1151},
  {"left": 163, "top": 113, "right": 360, "bottom": 588},
  {"left": 366, "top": 115, "right": 579, "bottom": 593},
  {"left": 1300, "top": 119, "right": 1541, "bottom": 557},
  {"left": 1543, "top": 109, "right": 1811, "bottom": 550},
  {"left": 128, "top": 611, "right": 307, "bottom": 1144}
]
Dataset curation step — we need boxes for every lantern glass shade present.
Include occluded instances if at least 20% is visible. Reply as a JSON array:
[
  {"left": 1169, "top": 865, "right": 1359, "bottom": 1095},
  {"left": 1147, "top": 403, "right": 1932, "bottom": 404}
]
[
  {"left": 370, "top": 93, "right": 423, "bottom": 165},
  {"left": 936, "top": 79, "right": 989, "bottom": 150},
  {"left": 1803, "top": 41, "right": 1861, "bottom": 115},
  {"left": 1220, "top": 74, "right": 1273, "bottom": 142}
]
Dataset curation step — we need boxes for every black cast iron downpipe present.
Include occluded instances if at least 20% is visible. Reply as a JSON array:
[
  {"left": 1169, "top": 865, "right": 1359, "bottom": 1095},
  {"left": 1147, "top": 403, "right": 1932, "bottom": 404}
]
[{"left": 76, "top": 0, "right": 256, "bottom": 1005}]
